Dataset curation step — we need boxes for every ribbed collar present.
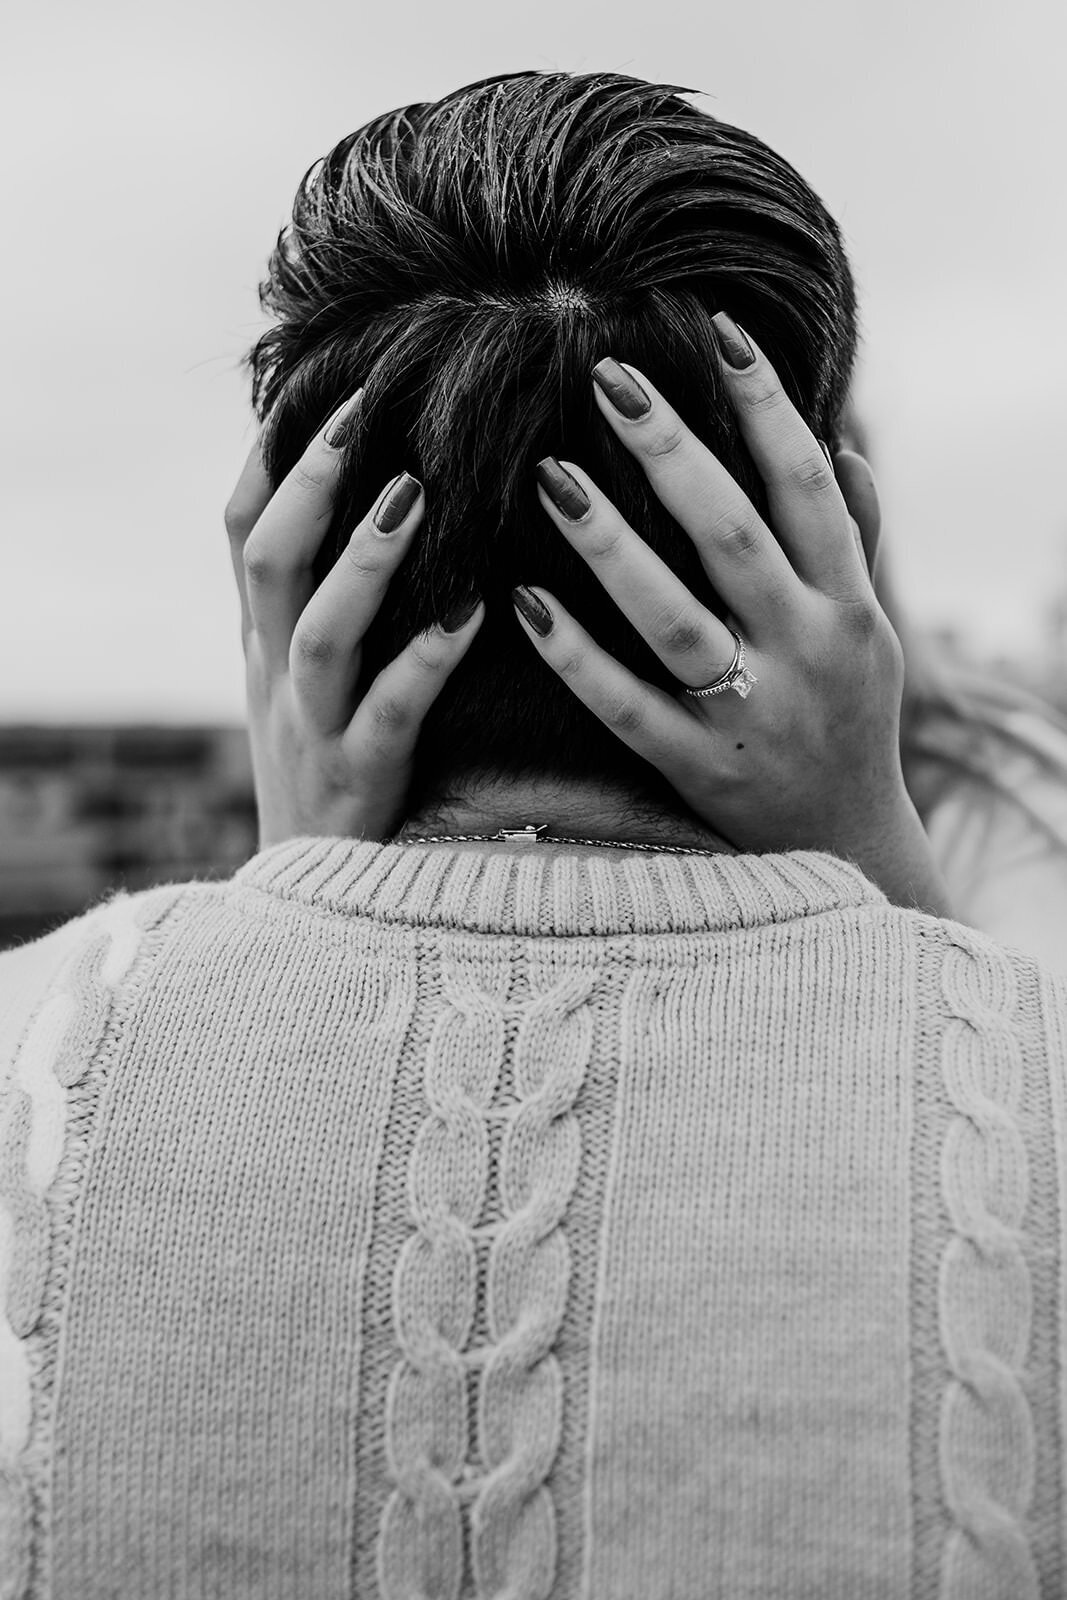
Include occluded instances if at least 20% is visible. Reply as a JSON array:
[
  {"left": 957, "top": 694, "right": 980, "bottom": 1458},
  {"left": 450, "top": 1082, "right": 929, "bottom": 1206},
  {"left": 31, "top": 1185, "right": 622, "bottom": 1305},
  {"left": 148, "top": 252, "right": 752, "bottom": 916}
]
[{"left": 233, "top": 837, "right": 885, "bottom": 938}]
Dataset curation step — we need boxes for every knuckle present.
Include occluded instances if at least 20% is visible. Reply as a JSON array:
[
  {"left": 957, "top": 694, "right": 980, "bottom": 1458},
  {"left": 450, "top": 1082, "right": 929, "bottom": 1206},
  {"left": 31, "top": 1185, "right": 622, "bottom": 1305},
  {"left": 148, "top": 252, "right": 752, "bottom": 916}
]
[
  {"left": 556, "top": 646, "right": 587, "bottom": 685},
  {"left": 290, "top": 457, "right": 330, "bottom": 499},
  {"left": 582, "top": 524, "right": 625, "bottom": 563},
  {"left": 839, "top": 594, "right": 882, "bottom": 642},
  {"left": 342, "top": 539, "right": 389, "bottom": 579},
  {"left": 291, "top": 624, "right": 336, "bottom": 672},
  {"left": 224, "top": 495, "right": 256, "bottom": 544},
  {"left": 784, "top": 452, "right": 836, "bottom": 494},
  {"left": 875, "top": 614, "right": 905, "bottom": 675},
  {"left": 709, "top": 511, "right": 763, "bottom": 561},
  {"left": 370, "top": 694, "right": 413, "bottom": 737},
  {"left": 651, "top": 607, "right": 706, "bottom": 659},
  {"left": 740, "top": 372, "right": 784, "bottom": 416},
  {"left": 602, "top": 695, "right": 645, "bottom": 735},
  {"left": 641, "top": 417, "right": 687, "bottom": 461},
  {"left": 242, "top": 538, "right": 279, "bottom": 588},
  {"left": 828, "top": 594, "right": 897, "bottom": 662}
]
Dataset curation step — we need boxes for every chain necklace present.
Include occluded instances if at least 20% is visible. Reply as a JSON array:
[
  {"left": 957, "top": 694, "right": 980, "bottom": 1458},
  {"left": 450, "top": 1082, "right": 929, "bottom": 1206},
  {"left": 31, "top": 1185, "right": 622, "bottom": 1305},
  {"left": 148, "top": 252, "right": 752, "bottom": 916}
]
[{"left": 397, "top": 823, "right": 728, "bottom": 858}]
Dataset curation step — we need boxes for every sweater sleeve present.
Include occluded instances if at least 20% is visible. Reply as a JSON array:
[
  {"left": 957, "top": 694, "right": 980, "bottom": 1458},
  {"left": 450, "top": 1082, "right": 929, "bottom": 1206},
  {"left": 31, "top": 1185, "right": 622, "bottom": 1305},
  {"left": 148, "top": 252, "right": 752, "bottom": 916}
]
[
  {"left": 0, "top": 885, "right": 189, "bottom": 1092},
  {"left": 0, "top": 906, "right": 116, "bottom": 1089}
]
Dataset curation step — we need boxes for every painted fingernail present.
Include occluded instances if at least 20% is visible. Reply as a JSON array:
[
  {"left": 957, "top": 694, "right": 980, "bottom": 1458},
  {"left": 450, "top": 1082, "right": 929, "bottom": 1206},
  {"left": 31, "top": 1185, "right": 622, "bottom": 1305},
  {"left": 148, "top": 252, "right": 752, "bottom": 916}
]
[
  {"left": 592, "top": 358, "right": 652, "bottom": 419},
  {"left": 324, "top": 388, "right": 364, "bottom": 448},
  {"left": 536, "top": 457, "right": 591, "bottom": 520},
  {"left": 374, "top": 472, "right": 421, "bottom": 534},
  {"left": 512, "top": 585, "right": 553, "bottom": 638},
  {"left": 711, "top": 313, "right": 756, "bottom": 370},
  {"left": 441, "top": 595, "right": 481, "bottom": 633}
]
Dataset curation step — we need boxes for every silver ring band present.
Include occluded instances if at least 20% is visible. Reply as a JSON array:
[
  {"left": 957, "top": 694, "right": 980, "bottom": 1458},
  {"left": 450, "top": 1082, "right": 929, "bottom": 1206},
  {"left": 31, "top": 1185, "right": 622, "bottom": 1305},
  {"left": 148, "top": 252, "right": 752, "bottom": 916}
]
[{"left": 683, "top": 630, "right": 759, "bottom": 700}]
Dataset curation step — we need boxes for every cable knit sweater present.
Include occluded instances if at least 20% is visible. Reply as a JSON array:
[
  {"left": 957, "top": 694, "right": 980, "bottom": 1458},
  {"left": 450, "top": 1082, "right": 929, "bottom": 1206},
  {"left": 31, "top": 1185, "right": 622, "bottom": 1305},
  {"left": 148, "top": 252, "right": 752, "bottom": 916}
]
[{"left": 2, "top": 835, "right": 1067, "bottom": 1600}]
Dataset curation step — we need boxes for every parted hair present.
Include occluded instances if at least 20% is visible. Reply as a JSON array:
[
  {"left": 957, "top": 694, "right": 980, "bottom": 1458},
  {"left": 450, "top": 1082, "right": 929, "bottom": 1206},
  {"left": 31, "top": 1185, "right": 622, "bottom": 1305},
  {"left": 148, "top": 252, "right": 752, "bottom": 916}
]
[{"left": 249, "top": 70, "right": 858, "bottom": 818}]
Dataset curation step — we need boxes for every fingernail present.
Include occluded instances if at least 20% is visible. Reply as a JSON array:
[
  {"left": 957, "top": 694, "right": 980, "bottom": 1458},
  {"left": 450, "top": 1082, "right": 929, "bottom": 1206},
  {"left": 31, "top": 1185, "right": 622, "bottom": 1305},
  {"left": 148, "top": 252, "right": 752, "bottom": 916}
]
[
  {"left": 324, "top": 388, "right": 364, "bottom": 448},
  {"left": 817, "top": 440, "right": 835, "bottom": 470},
  {"left": 711, "top": 313, "right": 756, "bottom": 370},
  {"left": 512, "top": 585, "right": 553, "bottom": 638},
  {"left": 374, "top": 472, "right": 421, "bottom": 534},
  {"left": 535, "top": 457, "right": 591, "bottom": 520},
  {"left": 441, "top": 595, "right": 480, "bottom": 633},
  {"left": 592, "top": 358, "right": 652, "bottom": 419}
]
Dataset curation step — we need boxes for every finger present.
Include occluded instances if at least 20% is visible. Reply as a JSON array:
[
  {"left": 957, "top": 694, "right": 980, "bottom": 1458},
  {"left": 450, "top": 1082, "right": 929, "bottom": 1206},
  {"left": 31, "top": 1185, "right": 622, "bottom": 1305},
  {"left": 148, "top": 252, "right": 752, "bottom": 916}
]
[
  {"left": 510, "top": 583, "right": 714, "bottom": 791},
  {"left": 590, "top": 357, "right": 797, "bottom": 643},
  {"left": 343, "top": 599, "right": 485, "bottom": 768},
  {"left": 224, "top": 439, "right": 273, "bottom": 643},
  {"left": 832, "top": 449, "right": 882, "bottom": 579},
  {"left": 820, "top": 443, "right": 866, "bottom": 569},
  {"left": 290, "top": 473, "right": 425, "bottom": 734},
  {"left": 242, "top": 388, "right": 363, "bottom": 674},
  {"left": 535, "top": 456, "right": 740, "bottom": 688},
  {"left": 708, "top": 314, "right": 867, "bottom": 598}
]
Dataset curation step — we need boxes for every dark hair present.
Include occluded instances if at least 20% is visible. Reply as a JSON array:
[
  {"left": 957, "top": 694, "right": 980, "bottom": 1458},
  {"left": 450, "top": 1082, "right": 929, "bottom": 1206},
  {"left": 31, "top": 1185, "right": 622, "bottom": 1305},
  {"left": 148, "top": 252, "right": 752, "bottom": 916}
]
[{"left": 249, "top": 70, "right": 858, "bottom": 819}]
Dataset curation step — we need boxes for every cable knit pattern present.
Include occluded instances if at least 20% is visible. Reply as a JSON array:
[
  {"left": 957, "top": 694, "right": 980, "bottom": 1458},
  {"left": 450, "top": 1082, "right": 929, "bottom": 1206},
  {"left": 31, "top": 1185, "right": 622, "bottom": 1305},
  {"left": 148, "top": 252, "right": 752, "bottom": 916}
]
[
  {"left": 0, "top": 890, "right": 180, "bottom": 1600},
  {"left": 379, "top": 963, "right": 596, "bottom": 1600},
  {"left": 937, "top": 928, "right": 1041, "bottom": 1598},
  {"left": 378, "top": 961, "right": 510, "bottom": 1600},
  {"left": 472, "top": 972, "right": 595, "bottom": 1600}
]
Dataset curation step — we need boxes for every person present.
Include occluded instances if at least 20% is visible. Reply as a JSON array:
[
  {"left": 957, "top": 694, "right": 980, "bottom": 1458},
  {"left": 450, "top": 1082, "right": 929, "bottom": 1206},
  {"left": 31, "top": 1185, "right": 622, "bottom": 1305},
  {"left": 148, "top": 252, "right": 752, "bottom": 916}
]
[{"left": 2, "top": 70, "right": 1066, "bottom": 1599}]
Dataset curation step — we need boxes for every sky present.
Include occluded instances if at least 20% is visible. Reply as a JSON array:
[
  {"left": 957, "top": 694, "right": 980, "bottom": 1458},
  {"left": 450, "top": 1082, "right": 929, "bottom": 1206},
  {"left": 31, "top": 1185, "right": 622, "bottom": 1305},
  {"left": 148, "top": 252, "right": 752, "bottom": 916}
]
[{"left": 2, "top": 0, "right": 1065, "bottom": 721}]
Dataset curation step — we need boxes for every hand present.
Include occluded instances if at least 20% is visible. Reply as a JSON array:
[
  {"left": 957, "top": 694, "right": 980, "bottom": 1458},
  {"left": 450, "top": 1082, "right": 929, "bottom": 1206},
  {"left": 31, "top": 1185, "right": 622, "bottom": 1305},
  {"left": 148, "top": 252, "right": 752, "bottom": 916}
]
[
  {"left": 513, "top": 324, "right": 951, "bottom": 915},
  {"left": 225, "top": 393, "right": 484, "bottom": 849}
]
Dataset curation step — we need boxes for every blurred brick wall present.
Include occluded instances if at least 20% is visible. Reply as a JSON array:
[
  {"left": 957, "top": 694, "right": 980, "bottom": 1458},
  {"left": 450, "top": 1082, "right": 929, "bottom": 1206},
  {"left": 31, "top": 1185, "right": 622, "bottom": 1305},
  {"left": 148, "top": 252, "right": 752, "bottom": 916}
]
[
  {"left": 0, "top": 727, "right": 257, "bottom": 951},
  {"left": 4, "top": 646, "right": 1065, "bottom": 955}
]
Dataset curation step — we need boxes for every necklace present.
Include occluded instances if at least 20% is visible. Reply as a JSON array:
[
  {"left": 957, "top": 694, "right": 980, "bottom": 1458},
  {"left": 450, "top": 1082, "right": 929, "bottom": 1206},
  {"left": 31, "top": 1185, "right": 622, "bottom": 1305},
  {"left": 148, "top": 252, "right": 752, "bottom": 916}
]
[{"left": 397, "top": 823, "right": 726, "bottom": 858}]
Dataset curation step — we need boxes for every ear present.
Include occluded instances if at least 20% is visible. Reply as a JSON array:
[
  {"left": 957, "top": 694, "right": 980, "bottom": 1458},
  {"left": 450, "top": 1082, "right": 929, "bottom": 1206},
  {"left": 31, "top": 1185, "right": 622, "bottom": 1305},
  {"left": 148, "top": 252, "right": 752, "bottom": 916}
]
[{"left": 831, "top": 449, "right": 882, "bottom": 579}]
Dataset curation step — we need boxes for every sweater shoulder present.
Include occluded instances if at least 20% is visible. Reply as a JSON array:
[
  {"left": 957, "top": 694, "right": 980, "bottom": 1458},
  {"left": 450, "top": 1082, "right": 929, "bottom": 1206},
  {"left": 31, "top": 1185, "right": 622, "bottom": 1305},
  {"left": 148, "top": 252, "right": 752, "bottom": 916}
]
[
  {"left": 902, "top": 906, "right": 1067, "bottom": 1031},
  {"left": 0, "top": 882, "right": 191, "bottom": 1085},
  {"left": 909, "top": 905, "right": 1067, "bottom": 973}
]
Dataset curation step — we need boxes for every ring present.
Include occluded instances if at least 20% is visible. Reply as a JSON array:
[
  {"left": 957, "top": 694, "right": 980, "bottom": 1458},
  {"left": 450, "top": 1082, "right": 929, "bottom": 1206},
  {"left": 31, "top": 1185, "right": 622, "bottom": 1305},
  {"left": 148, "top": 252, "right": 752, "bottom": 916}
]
[{"left": 683, "top": 630, "right": 759, "bottom": 700}]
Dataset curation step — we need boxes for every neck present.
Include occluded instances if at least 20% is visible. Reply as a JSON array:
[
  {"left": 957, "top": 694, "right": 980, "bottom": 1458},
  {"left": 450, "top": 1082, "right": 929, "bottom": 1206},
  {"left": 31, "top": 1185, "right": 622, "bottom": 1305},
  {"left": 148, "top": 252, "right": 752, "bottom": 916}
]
[{"left": 394, "top": 773, "right": 736, "bottom": 855}]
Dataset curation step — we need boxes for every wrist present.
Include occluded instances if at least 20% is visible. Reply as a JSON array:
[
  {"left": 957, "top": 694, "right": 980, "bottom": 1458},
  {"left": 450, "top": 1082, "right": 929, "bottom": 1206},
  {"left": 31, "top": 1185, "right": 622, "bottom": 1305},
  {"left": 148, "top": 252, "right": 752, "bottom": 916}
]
[{"left": 840, "top": 796, "right": 953, "bottom": 918}]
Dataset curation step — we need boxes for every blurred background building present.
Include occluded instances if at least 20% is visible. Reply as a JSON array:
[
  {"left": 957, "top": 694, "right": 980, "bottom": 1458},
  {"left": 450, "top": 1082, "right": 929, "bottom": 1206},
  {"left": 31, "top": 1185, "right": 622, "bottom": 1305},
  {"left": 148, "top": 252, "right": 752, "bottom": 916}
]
[{"left": 0, "top": 727, "right": 255, "bottom": 948}]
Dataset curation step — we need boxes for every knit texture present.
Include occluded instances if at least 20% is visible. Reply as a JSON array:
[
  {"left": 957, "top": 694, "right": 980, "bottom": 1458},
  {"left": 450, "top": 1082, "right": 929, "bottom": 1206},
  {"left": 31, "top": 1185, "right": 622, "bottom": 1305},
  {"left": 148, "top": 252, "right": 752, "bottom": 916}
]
[{"left": 2, "top": 836, "right": 1067, "bottom": 1600}]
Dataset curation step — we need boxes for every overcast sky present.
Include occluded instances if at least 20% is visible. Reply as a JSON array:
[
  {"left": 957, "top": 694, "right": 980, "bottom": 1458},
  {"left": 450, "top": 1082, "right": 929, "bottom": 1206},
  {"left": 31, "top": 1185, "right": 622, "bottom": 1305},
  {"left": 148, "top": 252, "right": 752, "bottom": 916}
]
[{"left": 3, "top": 0, "right": 1065, "bottom": 720}]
